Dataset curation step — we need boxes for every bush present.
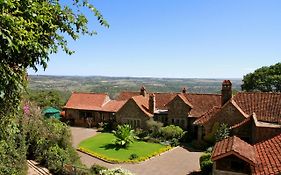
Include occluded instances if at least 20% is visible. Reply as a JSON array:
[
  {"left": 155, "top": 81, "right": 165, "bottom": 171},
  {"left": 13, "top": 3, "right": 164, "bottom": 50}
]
[
  {"left": 200, "top": 153, "right": 213, "bottom": 175},
  {"left": 215, "top": 123, "right": 230, "bottom": 142},
  {"left": 23, "top": 103, "right": 83, "bottom": 174},
  {"left": 146, "top": 118, "right": 163, "bottom": 138},
  {"left": 160, "top": 125, "right": 184, "bottom": 140},
  {"left": 170, "top": 138, "right": 180, "bottom": 147},
  {"left": 90, "top": 164, "right": 107, "bottom": 175},
  {"left": 99, "top": 167, "right": 134, "bottom": 175},
  {"left": 113, "top": 124, "right": 137, "bottom": 148},
  {"left": 129, "top": 153, "right": 139, "bottom": 160},
  {"left": 134, "top": 128, "right": 148, "bottom": 140}
]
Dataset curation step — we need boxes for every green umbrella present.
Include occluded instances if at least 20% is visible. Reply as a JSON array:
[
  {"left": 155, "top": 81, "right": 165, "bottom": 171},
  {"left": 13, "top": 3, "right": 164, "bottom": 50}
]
[{"left": 43, "top": 107, "right": 61, "bottom": 120}]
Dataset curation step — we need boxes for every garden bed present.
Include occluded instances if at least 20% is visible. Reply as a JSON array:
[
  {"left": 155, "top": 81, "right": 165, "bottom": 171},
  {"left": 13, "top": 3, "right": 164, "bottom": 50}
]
[{"left": 77, "top": 133, "right": 172, "bottom": 163}]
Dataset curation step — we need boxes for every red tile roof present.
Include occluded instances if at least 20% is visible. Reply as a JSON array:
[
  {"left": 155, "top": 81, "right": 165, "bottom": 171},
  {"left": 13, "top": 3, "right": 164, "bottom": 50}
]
[
  {"left": 183, "top": 93, "right": 221, "bottom": 117},
  {"left": 117, "top": 92, "right": 177, "bottom": 110},
  {"left": 64, "top": 92, "right": 109, "bottom": 111},
  {"left": 117, "top": 91, "right": 221, "bottom": 117},
  {"left": 252, "top": 133, "right": 281, "bottom": 175},
  {"left": 212, "top": 134, "right": 281, "bottom": 175},
  {"left": 232, "top": 92, "right": 281, "bottom": 124},
  {"left": 177, "top": 93, "right": 193, "bottom": 108},
  {"left": 102, "top": 100, "right": 126, "bottom": 112},
  {"left": 193, "top": 106, "right": 221, "bottom": 125},
  {"left": 131, "top": 95, "right": 153, "bottom": 117},
  {"left": 212, "top": 136, "right": 257, "bottom": 165},
  {"left": 116, "top": 92, "right": 140, "bottom": 101}
]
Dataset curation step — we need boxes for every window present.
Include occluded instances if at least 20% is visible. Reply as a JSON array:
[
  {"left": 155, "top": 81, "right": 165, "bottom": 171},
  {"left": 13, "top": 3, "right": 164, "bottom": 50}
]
[{"left": 171, "top": 119, "right": 174, "bottom": 124}]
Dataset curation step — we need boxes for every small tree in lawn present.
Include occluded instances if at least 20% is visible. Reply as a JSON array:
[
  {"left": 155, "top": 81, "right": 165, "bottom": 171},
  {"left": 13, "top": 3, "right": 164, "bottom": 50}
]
[
  {"left": 113, "top": 124, "right": 136, "bottom": 148},
  {"left": 215, "top": 123, "right": 230, "bottom": 142}
]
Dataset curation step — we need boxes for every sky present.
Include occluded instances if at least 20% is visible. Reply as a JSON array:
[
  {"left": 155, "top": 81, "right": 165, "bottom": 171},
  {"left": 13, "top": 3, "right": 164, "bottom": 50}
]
[{"left": 28, "top": 0, "right": 281, "bottom": 78}]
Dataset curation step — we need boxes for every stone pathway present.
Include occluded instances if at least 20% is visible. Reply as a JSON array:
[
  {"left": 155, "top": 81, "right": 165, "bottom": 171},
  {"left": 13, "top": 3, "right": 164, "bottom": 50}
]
[
  {"left": 27, "top": 160, "right": 51, "bottom": 175},
  {"left": 71, "top": 127, "right": 202, "bottom": 175}
]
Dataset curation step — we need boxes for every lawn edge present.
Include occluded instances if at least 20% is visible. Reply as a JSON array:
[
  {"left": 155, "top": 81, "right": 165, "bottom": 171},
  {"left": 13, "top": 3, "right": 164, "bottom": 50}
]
[{"left": 77, "top": 145, "right": 173, "bottom": 164}]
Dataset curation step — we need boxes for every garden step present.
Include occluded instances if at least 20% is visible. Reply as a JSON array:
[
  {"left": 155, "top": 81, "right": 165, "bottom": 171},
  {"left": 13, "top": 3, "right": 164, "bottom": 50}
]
[{"left": 27, "top": 160, "right": 52, "bottom": 175}]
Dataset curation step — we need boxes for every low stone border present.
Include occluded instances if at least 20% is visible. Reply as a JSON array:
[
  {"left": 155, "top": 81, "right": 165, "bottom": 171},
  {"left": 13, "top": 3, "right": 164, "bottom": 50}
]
[{"left": 77, "top": 145, "right": 174, "bottom": 164}]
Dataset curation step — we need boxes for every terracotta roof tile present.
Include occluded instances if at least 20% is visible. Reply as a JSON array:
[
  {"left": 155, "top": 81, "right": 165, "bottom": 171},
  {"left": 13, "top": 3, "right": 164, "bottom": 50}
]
[
  {"left": 183, "top": 93, "right": 221, "bottom": 117},
  {"left": 116, "top": 91, "right": 177, "bottom": 110},
  {"left": 212, "top": 136, "right": 257, "bottom": 165},
  {"left": 102, "top": 100, "right": 126, "bottom": 112},
  {"left": 116, "top": 92, "right": 140, "bottom": 101},
  {"left": 64, "top": 92, "right": 109, "bottom": 110},
  {"left": 131, "top": 95, "right": 153, "bottom": 117},
  {"left": 193, "top": 106, "right": 221, "bottom": 125},
  {"left": 117, "top": 91, "right": 221, "bottom": 117},
  {"left": 233, "top": 92, "right": 281, "bottom": 124},
  {"left": 252, "top": 133, "right": 281, "bottom": 175}
]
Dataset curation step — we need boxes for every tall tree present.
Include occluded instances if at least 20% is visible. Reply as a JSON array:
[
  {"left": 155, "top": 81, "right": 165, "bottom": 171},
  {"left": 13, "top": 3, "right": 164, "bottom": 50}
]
[
  {"left": 241, "top": 62, "right": 281, "bottom": 92},
  {"left": 0, "top": 0, "right": 108, "bottom": 173}
]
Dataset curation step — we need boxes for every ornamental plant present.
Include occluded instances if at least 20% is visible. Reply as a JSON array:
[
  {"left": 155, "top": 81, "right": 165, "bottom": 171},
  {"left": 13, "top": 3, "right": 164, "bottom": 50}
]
[{"left": 112, "top": 124, "right": 137, "bottom": 148}]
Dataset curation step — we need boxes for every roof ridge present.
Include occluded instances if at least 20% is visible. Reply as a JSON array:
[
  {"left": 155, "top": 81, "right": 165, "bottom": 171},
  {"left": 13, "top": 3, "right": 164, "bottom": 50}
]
[
  {"left": 237, "top": 91, "right": 281, "bottom": 95},
  {"left": 72, "top": 91, "right": 108, "bottom": 95},
  {"left": 186, "top": 93, "right": 221, "bottom": 96}
]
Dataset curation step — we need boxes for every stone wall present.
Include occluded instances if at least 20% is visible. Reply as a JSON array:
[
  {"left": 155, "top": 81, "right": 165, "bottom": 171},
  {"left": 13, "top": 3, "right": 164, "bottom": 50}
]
[
  {"left": 65, "top": 109, "right": 112, "bottom": 127},
  {"left": 167, "top": 95, "right": 191, "bottom": 129},
  {"left": 204, "top": 102, "right": 246, "bottom": 136},
  {"left": 116, "top": 99, "right": 150, "bottom": 129}
]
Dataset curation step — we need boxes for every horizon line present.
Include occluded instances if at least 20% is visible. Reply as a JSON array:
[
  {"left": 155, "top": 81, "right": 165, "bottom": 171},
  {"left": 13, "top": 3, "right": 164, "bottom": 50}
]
[{"left": 28, "top": 74, "right": 242, "bottom": 80}]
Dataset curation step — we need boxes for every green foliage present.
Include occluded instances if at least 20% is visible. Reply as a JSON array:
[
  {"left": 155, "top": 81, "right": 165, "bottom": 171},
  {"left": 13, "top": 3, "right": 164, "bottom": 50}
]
[
  {"left": 215, "top": 123, "right": 230, "bottom": 142},
  {"left": 26, "top": 90, "right": 69, "bottom": 109},
  {"left": 146, "top": 118, "right": 163, "bottom": 137},
  {"left": 160, "top": 125, "right": 184, "bottom": 140},
  {"left": 113, "top": 124, "right": 137, "bottom": 148},
  {"left": 242, "top": 62, "right": 281, "bottom": 92},
  {"left": 99, "top": 167, "right": 134, "bottom": 175},
  {"left": 129, "top": 153, "right": 139, "bottom": 160},
  {"left": 23, "top": 103, "right": 82, "bottom": 174},
  {"left": 1, "top": 0, "right": 108, "bottom": 71},
  {"left": 1, "top": 0, "right": 107, "bottom": 173},
  {"left": 90, "top": 164, "right": 108, "bottom": 175},
  {"left": 78, "top": 133, "right": 171, "bottom": 163},
  {"left": 199, "top": 153, "right": 213, "bottom": 175}
]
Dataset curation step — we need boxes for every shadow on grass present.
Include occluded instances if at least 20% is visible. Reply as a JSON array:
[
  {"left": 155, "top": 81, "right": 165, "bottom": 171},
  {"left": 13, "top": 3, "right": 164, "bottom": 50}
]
[{"left": 100, "top": 143, "right": 129, "bottom": 151}]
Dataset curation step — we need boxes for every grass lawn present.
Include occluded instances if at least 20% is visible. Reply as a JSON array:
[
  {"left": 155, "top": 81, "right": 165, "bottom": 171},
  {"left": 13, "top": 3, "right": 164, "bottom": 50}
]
[{"left": 78, "top": 133, "right": 170, "bottom": 163}]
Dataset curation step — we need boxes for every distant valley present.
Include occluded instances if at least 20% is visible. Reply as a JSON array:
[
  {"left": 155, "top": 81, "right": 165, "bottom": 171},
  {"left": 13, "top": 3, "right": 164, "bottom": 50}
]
[{"left": 28, "top": 75, "right": 242, "bottom": 99}]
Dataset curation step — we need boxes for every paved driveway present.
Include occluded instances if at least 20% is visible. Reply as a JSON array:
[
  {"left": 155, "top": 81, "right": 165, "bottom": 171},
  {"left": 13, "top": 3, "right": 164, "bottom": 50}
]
[{"left": 71, "top": 127, "right": 202, "bottom": 175}]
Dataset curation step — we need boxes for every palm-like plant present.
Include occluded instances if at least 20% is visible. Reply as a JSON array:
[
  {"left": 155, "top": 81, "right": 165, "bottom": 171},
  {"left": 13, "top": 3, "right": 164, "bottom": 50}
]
[{"left": 112, "top": 124, "right": 136, "bottom": 148}]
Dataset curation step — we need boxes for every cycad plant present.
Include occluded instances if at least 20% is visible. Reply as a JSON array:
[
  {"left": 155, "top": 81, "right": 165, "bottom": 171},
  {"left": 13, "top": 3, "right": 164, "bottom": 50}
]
[{"left": 113, "top": 124, "right": 137, "bottom": 148}]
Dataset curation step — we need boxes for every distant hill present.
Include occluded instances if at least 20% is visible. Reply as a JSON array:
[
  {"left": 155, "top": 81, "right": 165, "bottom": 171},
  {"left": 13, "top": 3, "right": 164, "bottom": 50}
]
[{"left": 28, "top": 75, "right": 242, "bottom": 99}]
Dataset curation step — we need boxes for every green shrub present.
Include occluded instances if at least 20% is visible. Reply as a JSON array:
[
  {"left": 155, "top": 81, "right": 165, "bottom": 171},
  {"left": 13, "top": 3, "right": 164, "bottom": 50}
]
[
  {"left": 129, "top": 153, "right": 139, "bottom": 160},
  {"left": 200, "top": 153, "right": 213, "bottom": 175},
  {"left": 99, "top": 167, "right": 134, "bottom": 175},
  {"left": 170, "top": 138, "right": 180, "bottom": 147},
  {"left": 160, "top": 125, "right": 184, "bottom": 140},
  {"left": 90, "top": 164, "right": 107, "bottom": 175},
  {"left": 23, "top": 104, "right": 83, "bottom": 174},
  {"left": 146, "top": 118, "right": 163, "bottom": 138},
  {"left": 215, "top": 123, "right": 230, "bottom": 142},
  {"left": 135, "top": 128, "right": 149, "bottom": 140},
  {"left": 113, "top": 124, "right": 137, "bottom": 148}
]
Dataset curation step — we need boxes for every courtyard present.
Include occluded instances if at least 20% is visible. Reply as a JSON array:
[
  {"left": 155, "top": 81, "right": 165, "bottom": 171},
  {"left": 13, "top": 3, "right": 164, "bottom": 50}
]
[{"left": 71, "top": 127, "right": 202, "bottom": 175}]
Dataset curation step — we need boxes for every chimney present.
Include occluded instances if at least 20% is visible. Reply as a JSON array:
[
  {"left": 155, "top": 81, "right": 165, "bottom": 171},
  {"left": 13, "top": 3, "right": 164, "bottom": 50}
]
[
  {"left": 149, "top": 94, "right": 155, "bottom": 114},
  {"left": 182, "top": 87, "right": 187, "bottom": 93},
  {"left": 140, "top": 86, "right": 147, "bottom": 97},
  {"left": 221, "top": 80, "right": 232, "bottom": 106}
]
